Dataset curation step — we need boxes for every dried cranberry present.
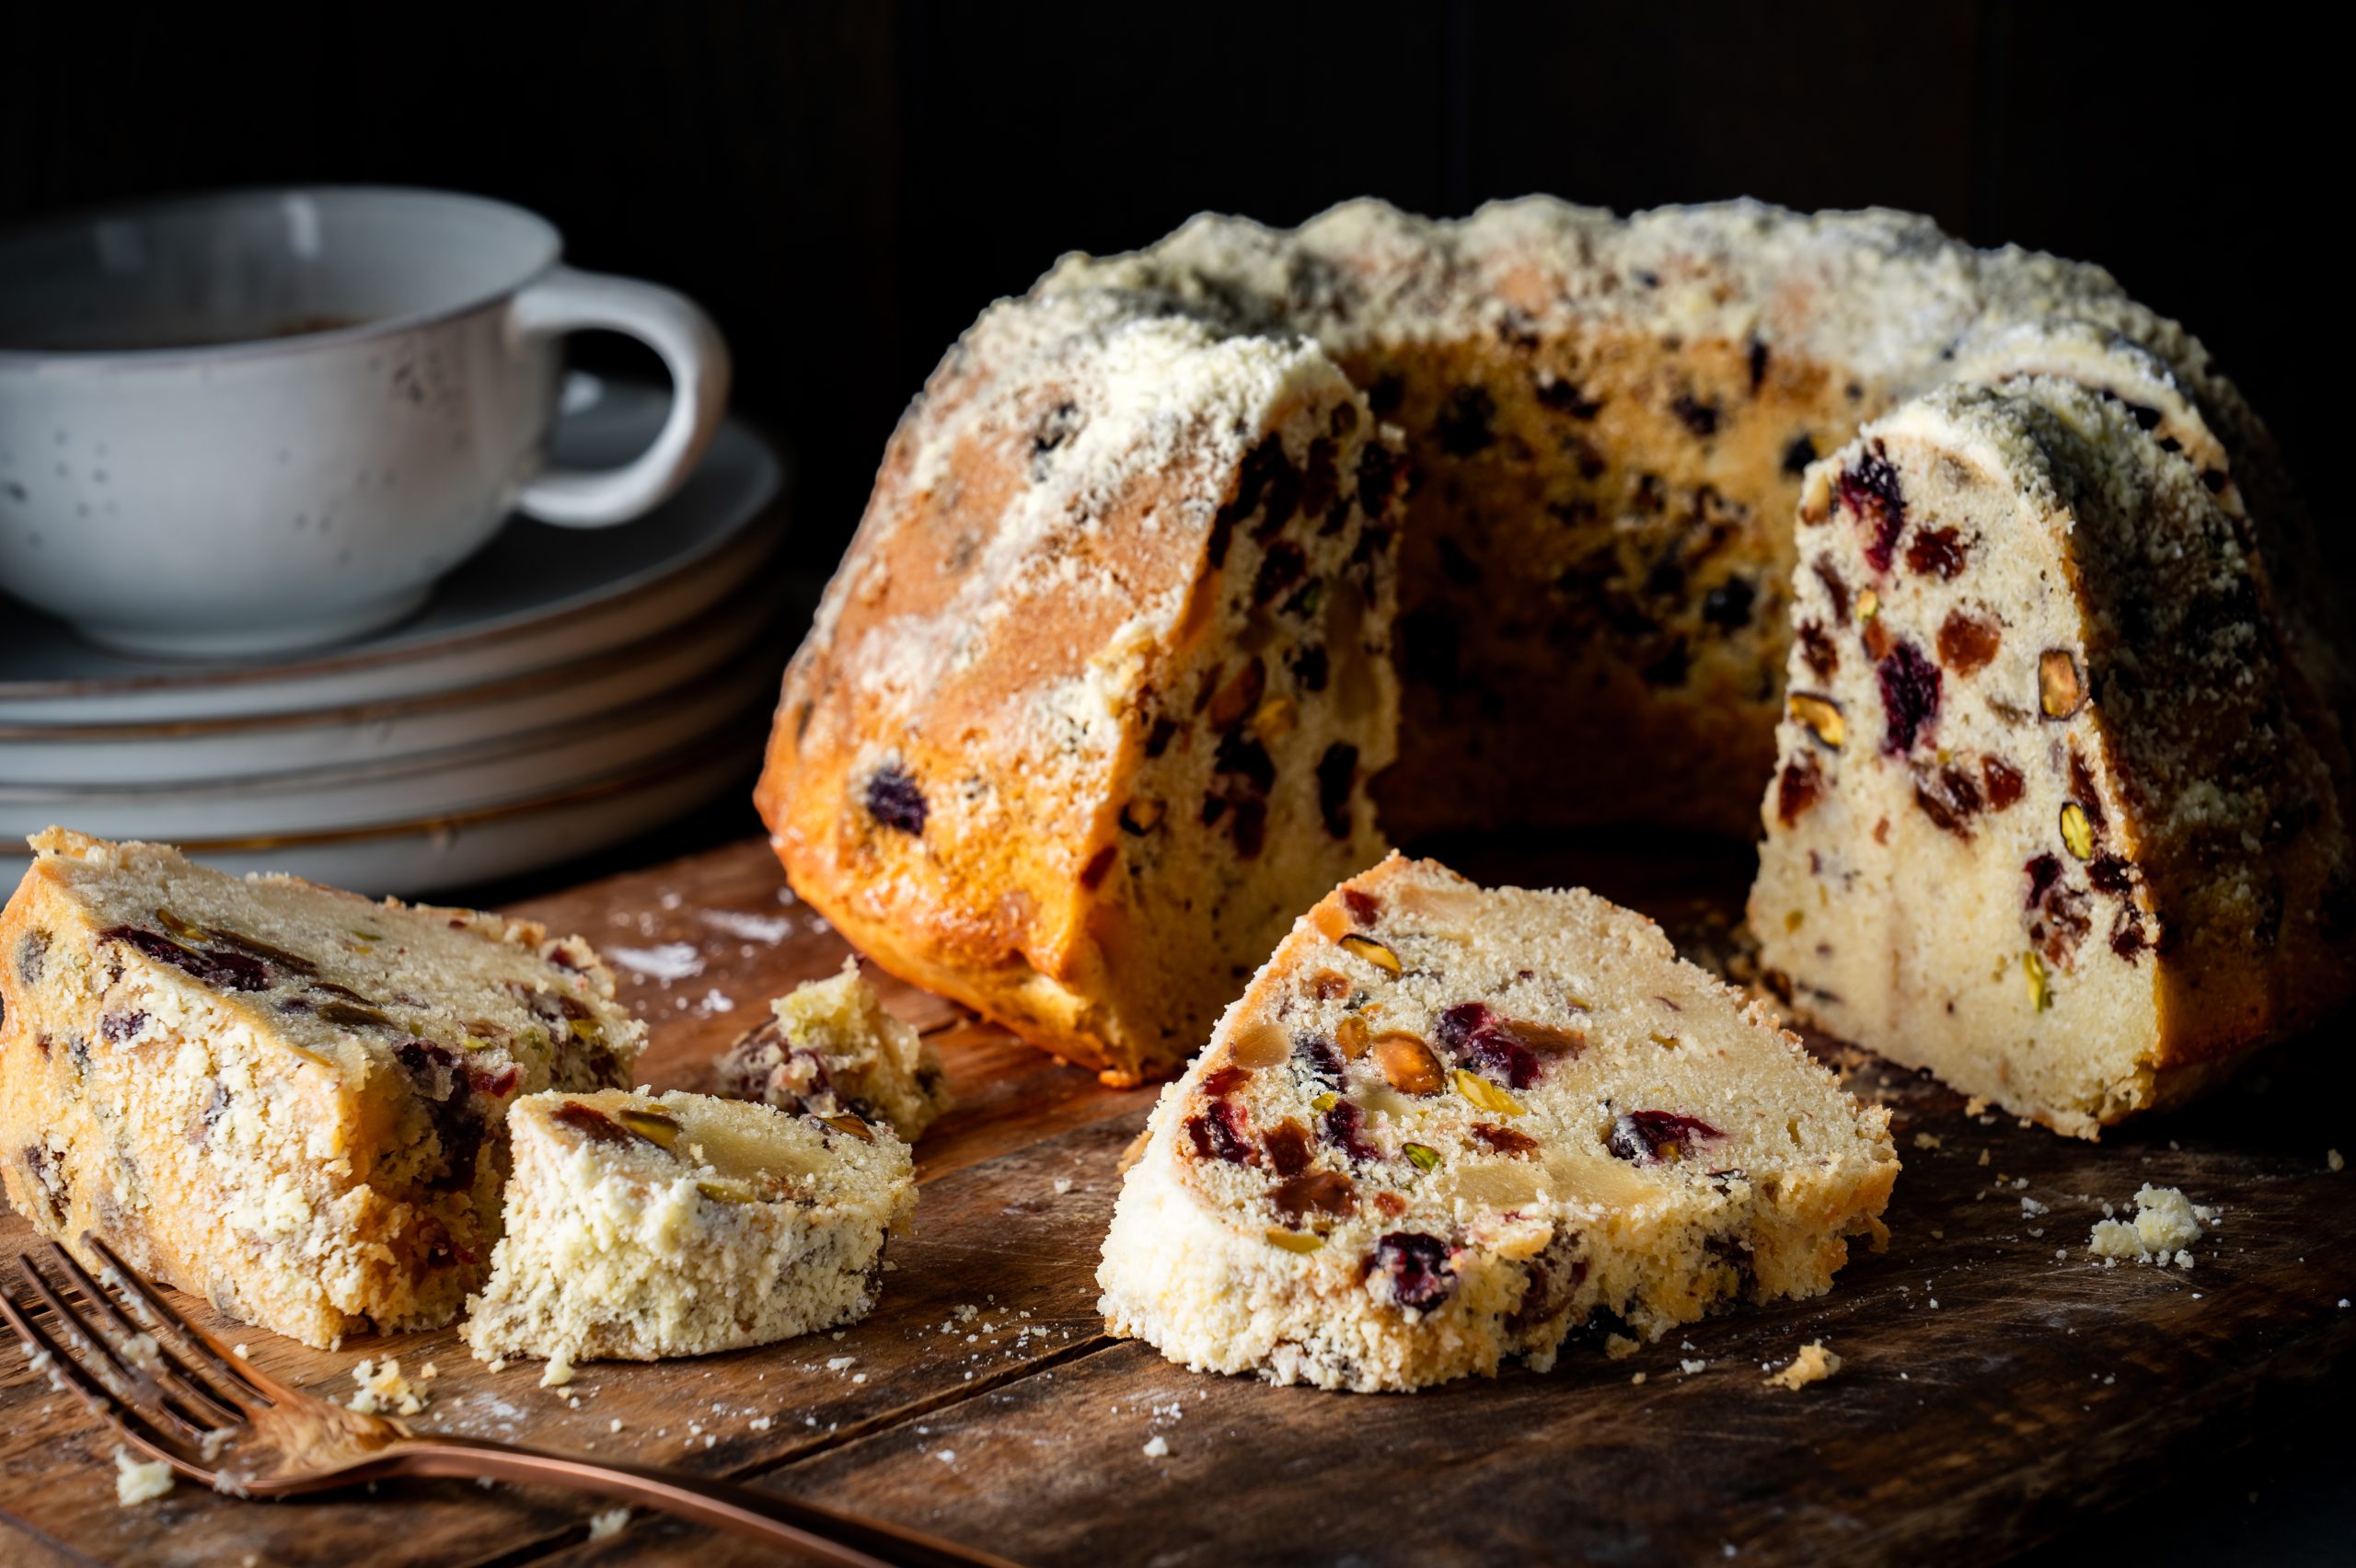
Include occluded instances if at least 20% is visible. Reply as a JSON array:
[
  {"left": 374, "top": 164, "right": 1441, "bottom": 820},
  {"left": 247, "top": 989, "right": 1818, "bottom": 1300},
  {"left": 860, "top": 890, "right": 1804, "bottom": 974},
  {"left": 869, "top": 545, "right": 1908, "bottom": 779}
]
[
  {"left": 1263, "top": 1119, "right": 1313, "bottom": 1178},
  {"left": 1471, "top": 1124, "right": 1539, "bottom": 1157},
  {"left": 1608, "top": 1110, "right": 1725, "bottom": 1164},
  {"left": 865, "top": 766, "right": 927, "bottom": 835},
  {"left": 1670, "top": 393, "right": 1720, "bottom": 438},
  {"left": 1435, "top": 386, "right": 1496, "bottom": 456},
  {"left": 1316, "top": 743, "right": 1358, "bottom": 838},
  {"left": 1321, "top": 1101, "right": 1380, "bottom": 1163},
  {"left": 1341, "top": 889, "right": 1381, "bottom": 927},
  {"left": 1370, "top": 1231, "right": 1456, "bottom": 1309},
  {"left": 2111, "top": 917, "right": 2147, "bottom": 962},
  {"left": 1184, "top": 1100, "right": 1253, "bottom": 1165},
  {"left": 1201, "top": 1065, "right": 1251, "bottom": 1098},
  {"left": 470, "top": 1065, "right": 521, "bottom": 1099},
  {"left": 1274, "top": 1170, "right": 1357, "bottom": 1222},
  {"left": 1839, "top": 444, "right": 1907, "bottom": 572},
  {"left": 1905, "top": 526, "right": 1968, "bottom": 579},
  {"left": 1912, "top": 763, "right": 1983, "bottom": 837},
  {"left": 1433, "top": 1002, "right": 1542, "bottom": 1090},
  {"left": 1293, "top": 1036, "right": 1344, "bottom": 1093},
  {"left": 98, "top": 1010, "right": 147, "bottom": 1044},
  {"left": 1877, "top": 640, "right": 1942, "bottom": 755}
]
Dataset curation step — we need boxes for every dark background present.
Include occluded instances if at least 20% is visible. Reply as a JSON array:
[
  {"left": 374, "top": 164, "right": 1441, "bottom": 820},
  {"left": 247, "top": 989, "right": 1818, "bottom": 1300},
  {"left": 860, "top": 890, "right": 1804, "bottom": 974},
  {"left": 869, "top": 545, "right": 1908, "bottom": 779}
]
[{"left": 4, "top": 9, "right": 2347, "bottom": 1556}]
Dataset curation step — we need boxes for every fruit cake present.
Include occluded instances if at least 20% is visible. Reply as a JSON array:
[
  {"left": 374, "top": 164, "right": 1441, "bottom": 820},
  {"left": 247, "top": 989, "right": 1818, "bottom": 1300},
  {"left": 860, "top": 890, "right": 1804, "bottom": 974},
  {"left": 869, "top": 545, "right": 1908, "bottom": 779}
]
[
  {"left": 713, "top": 958, "right": 953, "bottom": 1142},
  {"left": 0, "top": 829, "right": 642, "bottom": 1347},
  {"left": 1750, "top": 380, "right": 2355, "bottom": 1136},
  {"left": 1096, "top": 854, "right": 1898, "bottom": 1391},
  {"left": 461, "top": 1089, "right": 915, "bottom": 1366},
  {"left": 757, "top": 195, "right": 2350, "bottom": 1107}
]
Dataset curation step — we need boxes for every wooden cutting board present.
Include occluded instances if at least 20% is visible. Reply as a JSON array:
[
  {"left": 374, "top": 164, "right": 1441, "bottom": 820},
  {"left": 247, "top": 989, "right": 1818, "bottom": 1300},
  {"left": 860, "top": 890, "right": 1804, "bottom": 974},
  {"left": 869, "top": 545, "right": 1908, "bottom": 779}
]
[{"left": 3, "top": 834, "right": 2351, "bottom": 1567}]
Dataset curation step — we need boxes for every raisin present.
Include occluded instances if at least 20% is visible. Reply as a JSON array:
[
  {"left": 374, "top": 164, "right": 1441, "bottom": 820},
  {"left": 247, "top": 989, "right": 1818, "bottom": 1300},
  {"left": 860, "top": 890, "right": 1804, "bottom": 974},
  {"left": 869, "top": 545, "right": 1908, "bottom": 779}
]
[
  {"left": 1202, "top": 1064, "right": 1250, "bottom": 1099},
  {"left": 1813, "top": 558, "right": 1853, "bottom": 624},
  {"left": 1321, "top": 1100, "right": 1381, "bottom": 1163},
  {"left": 99, "top": 927, "right": 271, "bottom": 993},
  {"left": 1212, "top": 730, "right": 1275, "bottom": 795},
  {"left": 1536, "top": 376, "right": 1601, "bottom": 419},
  {"left": 1433, "top": 1002, "right": 1542, "bottom": 1090},
  {"left": 2111, "top": 917, "right": 2147, "bottom": 962},
  {"left": 1079, "top": 846, "right": 1116, "bottom": 890},
  {"left": 1982, "top": 755, "right": 2025, "bottom": 811},
  {"left": 865, "top": 766, "right": 927, "bottom": 835},
  {"left": 1273, "top": 1170, "right": 1357, "bottom": 1222},
  {"left": 1905, "top": 526, "right": 1968, "bottom": 579},
  {"left": 1436, "top": 386, "right": 1496, "bottom": 456},
  {"left": 1370, "top": 1231, "right": 1455, "bottom": 1309},
  {"left": 2068, "top": 745, "right": 2106, "bottom": 828},
  {"left": 1184, "top": 1100, "right": 1253, "bottom": 1165},
  {"left": 1797, "top": 621, "right": 1839, "bottom": 680},
  {"left": 1670, "top": 394, "right": 1720, "bottom": 438},
  {"left": 1838, "top": 444, "right": 1907, "bottom": 572},
  {"left": 1229, "top": 798, "right": 1268, "bottom": 859},
  {"left": 1607, "top": 1110, "right": 1725, "bottom": 1164},
  {"left": 19, "top": 1146, "right": 67, "bottom": 1226},
  {"left": 1264, "top": 1119, "right": 1313, "bottom": 1178},
  {"left": 1702, "top": 576, "right": 1755, "bottom": 632},
  {"left": 1291, "top": 642, "right": 1329, "bottom": 692},
  {"left": 2025, "top": 853, "right": 2064, "bottom": 909},
  {"left": 17, "top": 930, "right": 52, "bottom": 986},
  {"left": 1300, "top": 438, "right": 1339, "bottom": 520},
  {"left": 1357, "top": 442, "right": 1400, "bottom": 514},
  {"left": 1776, "top": 753, "right": 1824, "bottom": 827},
  {"left": 1912, "top": 763, "right": 1983, "bottom": 837},
  {"left": 1342, "top": 889, "right": 1381, "bottom": 927},
  {"left": 1253, "top": 540, "right": 1307, "bottom": 606},
  {"left": 98, "top": 1011, "right": 147, "bottom": 1044},
  {"left": 1783, "top": 434, "right": 1819, "bottom": 478},
  {"left": 1936, "top": 608, "right": 2001, "bottom": 675},
  {"left": 1747, "top": 338, "right": 1771, "bottom": 392},
  {"left": 552, "top": 1101, "right": 641, "bottom": 1149},
  {"left": 1316, "top": 743, "right": 1358, "bottom": 838},
  {"left": 2087, "top": 856, "right": 2135, "bottom": 895},
  {"left": 1207, "top": 657, "right": 1266, "bottom": 731},
  {"left": 1877, "top": 640, "right": 1942, "bottom": 755},
  {"left": 1471, "top": 1124, "right": 1539, "bottom": 1157},
  {"left": 398, "top": 1040, "right": 489, "bottom": 1191}
]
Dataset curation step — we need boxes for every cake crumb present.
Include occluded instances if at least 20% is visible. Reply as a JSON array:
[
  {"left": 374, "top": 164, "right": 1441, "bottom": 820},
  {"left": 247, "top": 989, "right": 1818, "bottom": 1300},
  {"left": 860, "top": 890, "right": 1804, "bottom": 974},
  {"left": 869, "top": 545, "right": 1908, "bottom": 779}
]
[
  {"left": 587, "top": 1506, "right": 630, "bottom": 1541},
  {"left": 2087, "top": 1185, "right": 2214, "bottom": 1266},
  {"left": 1142, "top": 1435, "right": 1170, "bottom": 1458},
  {"left": 540, "top": 1355, "right": 576, "bottom": 1389},
  {"left": 1977, "top": 1148, "right": 1990, "bottom": 1167},
  {"left": 1766, "top": 1342, "right": 1842, "bottom": 1390},
  {"left": 1605, "top": 1333, "right": 1640, "bottom": 1361},
  {"left": 2330, "top": 1148, "right": 2345, "bottom": 1173},
  {"left": 112, "top": 1446, "right": 173, "bottom": 1505},
  {"left": 1911, "top": 1133, "right": 1942, "bottom": 1150},
  {"left": 348, "top": 1355, "right": 436, "bottom": 1416},
  {"left": 1053, "top": 1178, "right": 1074, "bottom": 1194}
]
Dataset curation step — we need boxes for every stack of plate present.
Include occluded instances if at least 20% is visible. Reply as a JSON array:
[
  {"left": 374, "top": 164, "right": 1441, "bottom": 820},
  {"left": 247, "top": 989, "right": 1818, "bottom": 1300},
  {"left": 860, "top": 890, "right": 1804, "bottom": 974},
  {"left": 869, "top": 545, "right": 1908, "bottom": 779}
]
[{"left": 0, "top": 378, "right": 786, "bottom": 896}]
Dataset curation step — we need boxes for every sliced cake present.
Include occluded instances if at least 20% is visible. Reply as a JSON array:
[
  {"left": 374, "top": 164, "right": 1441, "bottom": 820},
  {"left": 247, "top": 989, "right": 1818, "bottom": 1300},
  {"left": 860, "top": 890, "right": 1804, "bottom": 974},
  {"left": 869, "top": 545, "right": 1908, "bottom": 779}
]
[
  {"left": 1750, "top": 379, "right": 2355, "bottom": 1136},
  {"left": 462, "top": 1089, "right": 915, "bottom": 1366},
  {"left": 713, "top": 958, "right": 953, "bottom": 1142},
  {"left": 0, "top": 829, "right": 642, "bottom": 1347},
  {"left": 1096, "top": 853, "right": 1898, "bottom": 1392}
]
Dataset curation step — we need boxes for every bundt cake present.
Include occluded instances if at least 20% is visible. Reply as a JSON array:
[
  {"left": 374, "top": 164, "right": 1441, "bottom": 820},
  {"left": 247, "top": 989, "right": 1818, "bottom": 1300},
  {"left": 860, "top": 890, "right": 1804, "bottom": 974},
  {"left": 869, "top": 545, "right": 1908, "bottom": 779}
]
[
  {"left": 1095, "top": 854, "right": 1898, "bottom": 1391},
  {"left": 756, "top": 196, "right": 2351, "bottom": 1113},
  {"left": 1750, "top": 379, "right": 2353, "bottom": 1136}
]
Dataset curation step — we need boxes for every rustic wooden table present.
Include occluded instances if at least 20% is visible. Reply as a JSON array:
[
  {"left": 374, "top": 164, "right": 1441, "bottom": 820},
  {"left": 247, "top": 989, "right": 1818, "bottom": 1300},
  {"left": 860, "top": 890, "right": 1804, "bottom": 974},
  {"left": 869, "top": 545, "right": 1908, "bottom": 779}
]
[{"left": 4, "top": 833, "right": 2351, "bottom": 1566}]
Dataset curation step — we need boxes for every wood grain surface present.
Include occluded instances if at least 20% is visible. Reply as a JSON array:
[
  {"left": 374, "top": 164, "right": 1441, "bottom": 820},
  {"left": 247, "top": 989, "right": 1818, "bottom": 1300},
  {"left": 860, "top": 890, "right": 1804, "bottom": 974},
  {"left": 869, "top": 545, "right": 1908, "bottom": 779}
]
[{"left": 4, "top": 834, "right": 2351, "bottom": 1567}]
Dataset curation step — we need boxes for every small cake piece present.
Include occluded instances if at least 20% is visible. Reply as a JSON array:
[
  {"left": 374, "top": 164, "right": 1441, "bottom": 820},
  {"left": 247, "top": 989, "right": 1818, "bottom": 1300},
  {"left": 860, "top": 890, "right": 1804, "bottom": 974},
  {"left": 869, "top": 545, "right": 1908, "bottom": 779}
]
[
  {"left": 461, "top": 1089, "right": 915, "bottom": 1366},
  {"left": 1096, "top": 854, "right": 1898, "bottom": 1392},
  {"left": 0, "top": 829, "right": 641, "bottom": 1348},
  {"left": 1766, "top": 1341, "right": 1842, "bottom": 1390},
  {"left": 1750, "top": 380, "right": 2356, "bottom": 1136},
  {"left": 2086, "top": 1183, "right": 2214, "bottom": 1266},
  {"left": 713, "top": 959, "right": 952, "bottom": 1141}
]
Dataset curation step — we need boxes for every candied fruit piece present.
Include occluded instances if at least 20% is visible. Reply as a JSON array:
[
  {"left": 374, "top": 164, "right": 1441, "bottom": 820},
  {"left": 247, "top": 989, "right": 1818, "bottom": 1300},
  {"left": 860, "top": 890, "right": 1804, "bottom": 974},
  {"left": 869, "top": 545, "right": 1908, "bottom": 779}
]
[
  {"left": 1876, "top": 640, "right": 1942, "bottom": 755},
  {"left": 1912, "top": 763, "right": 1983, "bottom": 838},
  {"left": 1471, "top": 1124, "right": 1539, "bottom": 1158},
  {"left": 1373, "top": 1032, "right": 1445, "bottom": 1096},
  {"left": 1776, "top": 753, "right": 1824, "bottom": 827},
  {"left": 1982, "top": 755, "right": 2025, "bottom": 811},
  {"left": 1201, "top": 1064, "right": 1252, "bottom": 1097},
  {"left": 1264, "top": 1119, "right": 1312, "bottom": 1177},
  {"left": 1272, "top": 1170, "right": 1357, "bottom": 1222},
  {"left": 1342, "top": 888, "right": 1381, "bottom": 927},
  {"left": 2039, "top": 650, "right": 2085, "bottom": 719},
  {"left": 1370, "top": 1231, "right": 1456, "bottom": 1309},
  {"left": 1334, "top": 1014, "right": 1370, "bottom": 1058},
  {"left": 1789, "top": 693, "right": 1844, "bottom": 750},
  {"left": 1607, "top": 1110, "right": 1725, "bottom": 1165}
]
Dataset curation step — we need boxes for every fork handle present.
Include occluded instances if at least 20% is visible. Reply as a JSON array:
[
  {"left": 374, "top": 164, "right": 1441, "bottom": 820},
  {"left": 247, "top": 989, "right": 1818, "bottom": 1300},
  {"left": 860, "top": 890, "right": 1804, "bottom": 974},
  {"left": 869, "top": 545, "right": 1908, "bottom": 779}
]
[{"left": 364, "top": 1436, "right": 1021, "bottom": 1568}]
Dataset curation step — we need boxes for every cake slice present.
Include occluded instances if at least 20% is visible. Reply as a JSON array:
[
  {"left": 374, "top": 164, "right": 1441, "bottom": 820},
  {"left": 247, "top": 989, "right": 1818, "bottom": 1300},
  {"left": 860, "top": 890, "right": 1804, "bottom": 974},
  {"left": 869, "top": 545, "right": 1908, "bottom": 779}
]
[
  {"left": 461, "top": 1089, "right": 915, "bottom": 1366},
  {"left": 1095, "top": 853, "right": 1898, "bottom": 1392},
  {"left": 713, "top": 959, "right": 953, "bottom": 1141},
  {"left": 1750, "top": 379, "right": 2356, "bottom": 1136},
  {"left": 0, "top": 829, "right": 642, "bottom": 1347}
]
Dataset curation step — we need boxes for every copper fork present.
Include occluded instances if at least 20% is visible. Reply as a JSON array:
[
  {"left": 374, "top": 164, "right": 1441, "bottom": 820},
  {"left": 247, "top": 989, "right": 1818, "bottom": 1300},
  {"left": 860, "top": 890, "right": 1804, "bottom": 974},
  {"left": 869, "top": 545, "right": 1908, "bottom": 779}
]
[{"left": 2, "top": 1236, "right": 1021, "bottom": 1568}]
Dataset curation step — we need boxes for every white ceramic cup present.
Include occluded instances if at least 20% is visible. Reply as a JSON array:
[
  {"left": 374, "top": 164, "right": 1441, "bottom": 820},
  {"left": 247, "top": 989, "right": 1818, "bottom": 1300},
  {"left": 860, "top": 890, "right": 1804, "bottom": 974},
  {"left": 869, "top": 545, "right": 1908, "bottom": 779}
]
[{"left": 0, "top": 187, "right": 730, "bottom": 656}]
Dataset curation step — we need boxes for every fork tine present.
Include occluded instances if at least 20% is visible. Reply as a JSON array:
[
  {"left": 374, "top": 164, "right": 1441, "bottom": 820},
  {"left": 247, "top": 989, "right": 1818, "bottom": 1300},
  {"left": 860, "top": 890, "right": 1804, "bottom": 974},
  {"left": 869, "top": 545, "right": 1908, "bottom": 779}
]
[
  {"left": 2, "top": 1268, "right": 209, "bottom": 1482},
  {"left": 42, "top": 1243, "right": 248, "bottom": 1426},
  {"left": 82, "top": 1234, "right": 293, "bottom": 1407},
  {"left": 14, "top": 1252, "right": 225, "bottom": 1447}
]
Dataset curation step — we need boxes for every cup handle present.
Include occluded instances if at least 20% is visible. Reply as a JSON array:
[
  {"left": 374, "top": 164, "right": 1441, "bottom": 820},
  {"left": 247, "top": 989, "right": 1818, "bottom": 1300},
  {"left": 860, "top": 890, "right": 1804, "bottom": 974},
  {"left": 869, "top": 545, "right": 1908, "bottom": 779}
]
[{"left": 510, "top": 265, "right": 732, "bottom": 528}]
